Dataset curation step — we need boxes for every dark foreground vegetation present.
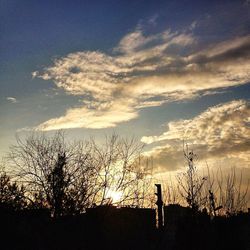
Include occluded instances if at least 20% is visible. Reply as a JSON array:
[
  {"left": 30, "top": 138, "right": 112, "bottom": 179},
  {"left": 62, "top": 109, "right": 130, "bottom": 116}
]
[
  {"left": 0, "top": 132, "right": 249, "bottom": 250},
  {"left": 0, "top": 203, "right": 249, "bottom": 250}
]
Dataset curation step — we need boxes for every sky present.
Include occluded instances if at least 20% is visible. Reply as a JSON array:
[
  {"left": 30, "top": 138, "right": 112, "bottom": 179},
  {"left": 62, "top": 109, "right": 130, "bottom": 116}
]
[{"left": 1, "top": 0, "right": 250, "bottom": 182}]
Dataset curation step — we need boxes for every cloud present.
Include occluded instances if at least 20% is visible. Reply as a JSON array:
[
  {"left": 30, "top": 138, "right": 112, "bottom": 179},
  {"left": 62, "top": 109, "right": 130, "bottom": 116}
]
[
  {"left": 148, "top": 14, "right": 159, "bottom": 26},
  {"left": 113, "top": 29, "right": 156, "bottom": 54},
  {"left": 143, "top": 144, "right": 185, "bottom": 172},
  {"left": 142, "top": 100, "right": 250, "bottom": 172},
  {"left": 189, "top": 21, "right": 198, "bottom": 31},
  {"left": 37, "top": 98, "right": 138, "bottom": 130},
  {"left": 6, "top": 97, "right": 18, "bottom": 103},
  {"left": 34, "top": 25, "right": 250, "bottom": 130}
]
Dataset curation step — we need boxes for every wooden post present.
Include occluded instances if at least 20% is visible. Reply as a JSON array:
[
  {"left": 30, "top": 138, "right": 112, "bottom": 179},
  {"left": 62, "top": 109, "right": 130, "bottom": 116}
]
[{"left": 155, "top": 184, "right": 163, "bottom": 229}]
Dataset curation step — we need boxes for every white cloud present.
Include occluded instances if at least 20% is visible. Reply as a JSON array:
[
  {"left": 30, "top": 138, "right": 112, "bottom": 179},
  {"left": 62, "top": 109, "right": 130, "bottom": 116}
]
[
  {"left": 37, "top": 98, "right": 138, "bottom": 130},
  {"left": 114, "top": 29, "right": 155, "bottom": 54},
  {"left": 142, "top": 100, "right": 250, "bottom": 172},
  {"left": 6, "top": 97, "right": 18, "bottom": 103},
  {"left": 34, "top": 25, "right": 250, "bottom": 130},
  {"left": 142, "top": 99, "right": 250, "bottom": 145}
]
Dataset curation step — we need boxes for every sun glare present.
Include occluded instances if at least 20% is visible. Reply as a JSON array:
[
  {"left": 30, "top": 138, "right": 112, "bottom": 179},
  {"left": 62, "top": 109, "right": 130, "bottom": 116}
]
[{"left": 106, "top": 190, "right": 123, "bottom": 204}]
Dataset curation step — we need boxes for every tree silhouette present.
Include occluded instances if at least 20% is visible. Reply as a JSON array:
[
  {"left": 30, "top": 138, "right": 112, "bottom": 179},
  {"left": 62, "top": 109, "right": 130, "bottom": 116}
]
[
  {"left": 8, "top": 132, "right": 98, "bottom": 216},
  {"left": 91, "top": 135, "right": 153, "bottom": 207},
  {"left": 7, "top": 132, "right": 151, "bottom": 216},
  {"left": 176, "top": 144, "right": 207, "bottom": 211},
  {"left": 0, "top": 169, "right": 26, "bottom": 210},
  {"left": 48, "top": 152, "right": 68, "bottom": 217},
  {"left": 216, "top": 167, "right": 249, "bottom": 215}
]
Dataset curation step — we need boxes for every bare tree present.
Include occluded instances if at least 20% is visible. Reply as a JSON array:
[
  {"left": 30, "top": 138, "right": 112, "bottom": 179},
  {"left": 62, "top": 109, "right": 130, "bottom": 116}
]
[
  {"left": 7, "top": 132, "right": 151, "bottom": 216},
  {"left": 89, "top": 134, "right": 153, "bottom": 208},
  {"left": 176, "top": 144, "right": 207, "bottom": 211},
  {"left": 216, "top": 167, "right": 249, "bottom": 215},
  {"left": 8, "top": 132, "right": 100, "bottom": 216},
  {"left": 163, "top": 176, "right": 181, "bottom": 205}
]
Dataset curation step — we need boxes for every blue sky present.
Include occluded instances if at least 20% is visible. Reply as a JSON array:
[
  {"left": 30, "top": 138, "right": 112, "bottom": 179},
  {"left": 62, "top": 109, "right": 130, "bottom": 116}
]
[{"left": 0, "top": 0, "right": 250, "bottom": 176}]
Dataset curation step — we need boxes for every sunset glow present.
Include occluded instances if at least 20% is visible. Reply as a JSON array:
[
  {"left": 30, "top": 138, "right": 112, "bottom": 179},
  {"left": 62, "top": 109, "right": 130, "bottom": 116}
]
[
  {"left": 0, "top": 0, "right": 249, "bottom": 199},
  {"left": 106, "top": 190, "right": 123, "bottom": 204},
  {"left": 1, "top": 2, "right": 249, "bottom": 250}
]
